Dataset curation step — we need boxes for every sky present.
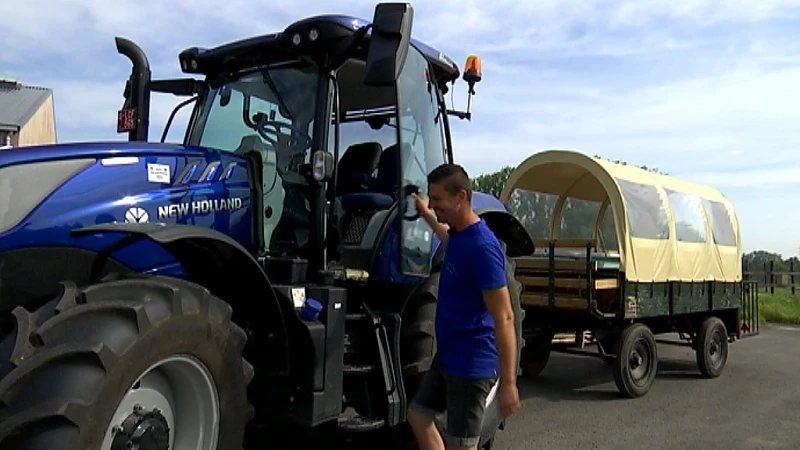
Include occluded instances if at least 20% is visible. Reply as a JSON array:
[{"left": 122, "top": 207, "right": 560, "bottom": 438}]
[{"left": 2, "top": 0, "right": 799, "bottom": 258}]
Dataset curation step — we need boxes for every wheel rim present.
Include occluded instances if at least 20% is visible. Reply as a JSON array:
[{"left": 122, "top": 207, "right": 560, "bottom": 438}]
[
  {"left": 707, "top": 329, "right": 725, "bottom": 367},
  {"left": 627, "top": 338, "right": 654, "bottom": 386},
  {"left": 101, "top": 355, "right": 220, "bottom": 450}
]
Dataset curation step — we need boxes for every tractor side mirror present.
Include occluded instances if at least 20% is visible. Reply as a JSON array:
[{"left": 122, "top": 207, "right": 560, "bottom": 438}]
[{"left": 363, "top": 2, "right": 414, "bottom": 86}]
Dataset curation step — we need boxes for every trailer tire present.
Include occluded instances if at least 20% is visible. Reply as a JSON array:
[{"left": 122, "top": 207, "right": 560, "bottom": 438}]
[
  {"left": 612, "top": 323, "right": 657, "bottom": 398},
  {"left": 696, "top": 316, "right": 728, "bottom": 378},
  {"left": 0, "top": 274, "right": 252, "bottom": 450}
]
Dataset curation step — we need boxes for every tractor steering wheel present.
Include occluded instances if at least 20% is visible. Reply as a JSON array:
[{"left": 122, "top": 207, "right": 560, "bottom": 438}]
[{"left": 256, "top": 118, "right": 312, "bottom": 150}]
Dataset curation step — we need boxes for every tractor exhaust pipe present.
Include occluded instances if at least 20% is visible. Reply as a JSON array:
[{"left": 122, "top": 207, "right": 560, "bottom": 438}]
[{"left": 115, "top": 37, "right": 151, "bottom": 142}]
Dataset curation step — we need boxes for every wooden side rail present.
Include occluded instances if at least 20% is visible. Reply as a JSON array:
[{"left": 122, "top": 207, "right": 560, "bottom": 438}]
[
  {"left": 531, "top": 238, "right": 598, "bottom": 250},
  {"left": 515, "top": 258, "right": 599, "bottom": 272},
  {"left": 520, "top": 293, "right": 617, "bottom": 318},
  {"left": 520, "top": 293, "right": 593, "bottom": 309},
  {"left": 518, "top": 276, "right": 619, "bottom": 290}
]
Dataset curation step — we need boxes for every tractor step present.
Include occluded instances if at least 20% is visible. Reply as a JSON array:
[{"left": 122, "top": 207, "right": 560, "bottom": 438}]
[
  {"left": 337, "top": 410, "right": 386, "bottom": 432},
  {"left": 344, "top": 363, "right": 374, "bottom": 375}
]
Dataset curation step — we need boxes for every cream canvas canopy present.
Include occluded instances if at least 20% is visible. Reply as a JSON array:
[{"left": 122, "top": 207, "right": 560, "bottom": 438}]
[{"left": 499, "top": 150, "right": 742, "bottom": 283}]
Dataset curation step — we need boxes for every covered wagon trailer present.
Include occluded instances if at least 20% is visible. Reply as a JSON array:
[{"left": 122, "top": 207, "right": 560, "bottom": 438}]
[{"left": 499, "top": 149, "right": 749, "bottom": 398}]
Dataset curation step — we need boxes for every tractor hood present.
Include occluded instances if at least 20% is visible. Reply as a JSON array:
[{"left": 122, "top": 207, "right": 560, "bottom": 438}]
[
  {"left": 0, "top": 141, "right": 207, "bottom": 168},
  {"left": 0, "top": 139, "right": 253, "bottom": 244}
]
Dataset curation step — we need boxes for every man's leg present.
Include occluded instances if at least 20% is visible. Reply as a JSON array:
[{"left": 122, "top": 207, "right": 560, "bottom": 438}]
[
  {"left": 407, "top": 359, "right": 447, "bottom": 450},
  {"left": 442, "top": 373, "right": 497, "bottom": 450}
]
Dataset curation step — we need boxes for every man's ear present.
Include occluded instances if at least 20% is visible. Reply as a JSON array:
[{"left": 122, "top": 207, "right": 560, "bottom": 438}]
[{"left": 458, "top": 189, "right": 469, "bottom": 204}]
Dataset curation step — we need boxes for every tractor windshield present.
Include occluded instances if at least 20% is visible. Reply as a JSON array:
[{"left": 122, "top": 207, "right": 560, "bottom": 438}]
[{"left": 187, "top": 62, "right": 320, "bottom": 255}]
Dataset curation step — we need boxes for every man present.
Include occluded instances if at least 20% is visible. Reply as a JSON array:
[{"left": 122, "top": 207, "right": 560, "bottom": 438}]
[{"left": 406, "top": 163, "right": 521, "bottom": 450}]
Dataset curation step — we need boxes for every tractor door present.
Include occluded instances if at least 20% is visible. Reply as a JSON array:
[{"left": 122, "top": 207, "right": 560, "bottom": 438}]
[{"left": 396, "top": 46, "right": 448, "bottom": 277}]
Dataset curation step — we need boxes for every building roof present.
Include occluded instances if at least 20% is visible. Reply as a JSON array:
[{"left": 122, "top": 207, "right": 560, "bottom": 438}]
[{"left": 0, "top": 79, "right": 53, "bottom": 132}]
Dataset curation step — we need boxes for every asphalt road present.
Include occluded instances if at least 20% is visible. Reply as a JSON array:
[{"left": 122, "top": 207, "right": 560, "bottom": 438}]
[{"left": 491, "top": 324, "right": 800, "bottom": 449}]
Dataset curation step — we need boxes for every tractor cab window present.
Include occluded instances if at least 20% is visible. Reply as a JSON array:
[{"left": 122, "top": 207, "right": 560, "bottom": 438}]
[
  {"left": 397, "top": 46, "right": 448, "bottom": 276},
  {"left": 326, "top": 50, "right": 446, "bottom": 276},
  {"left": 188, "top": 64, "right": 319, "bottom": 255}
]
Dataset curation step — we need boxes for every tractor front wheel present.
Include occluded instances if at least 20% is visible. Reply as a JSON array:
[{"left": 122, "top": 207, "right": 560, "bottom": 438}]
[{"left": 0, "top": 275, "right": 253, "bottom": 450}]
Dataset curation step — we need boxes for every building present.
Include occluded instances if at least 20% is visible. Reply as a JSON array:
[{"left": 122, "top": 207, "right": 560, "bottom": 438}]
[{"left": 0, "top": 78, "right": 56, "bottom": 149}]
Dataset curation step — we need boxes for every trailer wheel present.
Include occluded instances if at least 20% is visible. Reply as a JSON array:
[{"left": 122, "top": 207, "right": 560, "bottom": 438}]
[
  {"left": 612, "top": 323, "right": 657, "bottom": 398},
  {"left": 695, "top": 316, "right": 728, "bottom": 378},
  {"left": 0, "top": 275, "right": 252, "bottom": 450}
]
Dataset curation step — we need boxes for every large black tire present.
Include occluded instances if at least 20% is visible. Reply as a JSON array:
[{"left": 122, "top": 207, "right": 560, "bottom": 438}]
[
  {"left": 400, "top": 285, "right": 438, "bottom": 410},
  {"left": 612, "top": 323, "right": 657, "bottom": 398},
  {"left": 400, "top": 240, "right": 524, "bottom": 450},
  {"left": 0, "top": 274, "right": 253, "bottom": 450},
  {"left": 519, "top": 334, "right": 553, "bottom": 378},
  {"left": 476, "top": 241, "right": 525, "bottom": 449},
  {"left": 695, "top": 316, "right": 728, "bottom": 378}
]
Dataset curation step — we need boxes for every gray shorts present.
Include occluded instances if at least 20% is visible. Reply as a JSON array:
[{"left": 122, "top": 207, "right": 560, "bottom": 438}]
[{"left": 408, "top": 356, "right": 498, "bottom": 447}]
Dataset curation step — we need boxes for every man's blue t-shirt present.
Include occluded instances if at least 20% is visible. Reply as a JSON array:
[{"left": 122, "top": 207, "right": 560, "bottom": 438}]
[{"left": 436, "top": 218, "right": 507, "bottom": 379}]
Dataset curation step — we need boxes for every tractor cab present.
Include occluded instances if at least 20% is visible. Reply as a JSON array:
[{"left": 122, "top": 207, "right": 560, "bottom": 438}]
[{"left": 117, "top": 3, "right": 482, "bottom": 283}]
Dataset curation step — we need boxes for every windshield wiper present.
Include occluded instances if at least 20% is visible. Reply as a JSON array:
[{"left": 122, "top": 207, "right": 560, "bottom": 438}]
[{"left": 261, "top": 69, "right": 293, "bottom": 121}]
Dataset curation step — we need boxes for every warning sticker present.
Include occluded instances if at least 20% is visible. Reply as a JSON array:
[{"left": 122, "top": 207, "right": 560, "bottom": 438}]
[{"left": 147, "top": 163, "right": 171, "bottom": 183}]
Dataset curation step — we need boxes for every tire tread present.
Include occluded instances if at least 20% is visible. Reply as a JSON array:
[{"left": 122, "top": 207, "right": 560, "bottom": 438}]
[{"left": 0, "top": 274, "right": 253, "bottom": 449}]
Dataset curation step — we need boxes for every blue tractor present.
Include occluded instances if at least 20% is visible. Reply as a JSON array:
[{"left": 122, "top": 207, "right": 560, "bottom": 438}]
[{"left": 0, "top": 3, "right": 533, "bottom": 449}]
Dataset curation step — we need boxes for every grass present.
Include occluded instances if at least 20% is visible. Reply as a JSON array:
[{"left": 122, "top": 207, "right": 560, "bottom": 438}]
[{"left": 755, "top": 287, "right": 800, "bottom": 325}]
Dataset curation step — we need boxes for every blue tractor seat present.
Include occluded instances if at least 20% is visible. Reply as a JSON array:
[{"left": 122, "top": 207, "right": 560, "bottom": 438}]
[
  {"left": 340, "top": 192, "right": 394, "bottom": 211},
  {"left": 339, "top": 143, "right": 408, "bottom": 213}
]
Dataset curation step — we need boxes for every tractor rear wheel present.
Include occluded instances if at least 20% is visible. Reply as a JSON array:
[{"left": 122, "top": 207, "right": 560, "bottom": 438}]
[{"left": 0, "top": 274, "right": 253, "bottom": 450}]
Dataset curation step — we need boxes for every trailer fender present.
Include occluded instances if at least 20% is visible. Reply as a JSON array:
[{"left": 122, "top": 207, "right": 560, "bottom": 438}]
[{"left": 70, "top": 222, "right": 293, "bottom": 377}]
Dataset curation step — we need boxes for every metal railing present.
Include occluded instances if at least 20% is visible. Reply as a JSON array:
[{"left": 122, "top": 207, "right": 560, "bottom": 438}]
[{"left": 740, "top": 280, "right": 760, "bottom": 337}]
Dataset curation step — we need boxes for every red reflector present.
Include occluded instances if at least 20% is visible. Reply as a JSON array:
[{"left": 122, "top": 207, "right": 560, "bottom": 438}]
[{"left": 118, "top": 109, "right": 136, "bottom": 133}]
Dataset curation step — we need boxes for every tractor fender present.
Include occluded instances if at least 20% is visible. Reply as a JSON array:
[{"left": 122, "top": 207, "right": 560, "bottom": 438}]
[
  {"left": 70, "top": 222, "right": 294, "bottom": 377},
  {"left": 403, "top": 206, "right": 532, "bottom": 315},
  {"left": 474, "top": 208, "right": 535, "bottom": 258}
]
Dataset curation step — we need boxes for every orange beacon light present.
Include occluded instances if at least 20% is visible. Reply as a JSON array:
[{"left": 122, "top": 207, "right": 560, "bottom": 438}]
[{"left": 463, "top": 54, "right": 482, "bottom": 85}]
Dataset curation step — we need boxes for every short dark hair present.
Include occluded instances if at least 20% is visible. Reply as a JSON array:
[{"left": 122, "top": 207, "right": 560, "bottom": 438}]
[{"left": 427, "top": 163, "right": 472, "bottom": 201}]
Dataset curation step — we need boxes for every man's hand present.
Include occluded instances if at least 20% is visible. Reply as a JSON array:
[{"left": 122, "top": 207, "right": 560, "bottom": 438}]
[
  {"left": 498, "top": 381, "right": 520, "bottom": 418},
  {"left": 411, "top": 193, "right": 449, "bottom": 241},
  {"left": 412, "top": 192, "right": 429, "bottom": 215}
]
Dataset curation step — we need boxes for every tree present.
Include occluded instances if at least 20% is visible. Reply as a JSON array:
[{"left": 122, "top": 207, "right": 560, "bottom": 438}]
[{"left": 471, "top": 166, "right": 515, "bottom": 199}]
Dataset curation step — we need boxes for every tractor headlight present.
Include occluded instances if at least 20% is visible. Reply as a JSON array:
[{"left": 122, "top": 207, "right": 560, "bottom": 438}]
[{"left": 0, "top": 158, "right": 95, "bottom": 234}]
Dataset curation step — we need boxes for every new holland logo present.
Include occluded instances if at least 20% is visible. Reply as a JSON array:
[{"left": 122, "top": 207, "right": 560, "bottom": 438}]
[{"left": 124, "top": 207, "right": 149, "bottom": 223}]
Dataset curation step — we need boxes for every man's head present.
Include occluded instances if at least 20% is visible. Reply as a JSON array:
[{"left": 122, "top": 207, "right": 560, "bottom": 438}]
[{"left": 426, "top": 163, "right": 472, "bottom": 226}]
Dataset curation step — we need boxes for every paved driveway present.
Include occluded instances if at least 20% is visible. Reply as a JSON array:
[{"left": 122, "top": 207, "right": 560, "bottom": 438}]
[{"left": 492, "top": 324, "right": 800, "bottom": 449}]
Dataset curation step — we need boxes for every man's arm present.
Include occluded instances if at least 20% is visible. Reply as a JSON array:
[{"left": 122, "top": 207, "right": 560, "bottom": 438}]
[
  {"left": 483, "top": 287, "right": 517, "bottom": 387},
  {"left": 473, "top": 242, "right": 517, "bottom": 386}
]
